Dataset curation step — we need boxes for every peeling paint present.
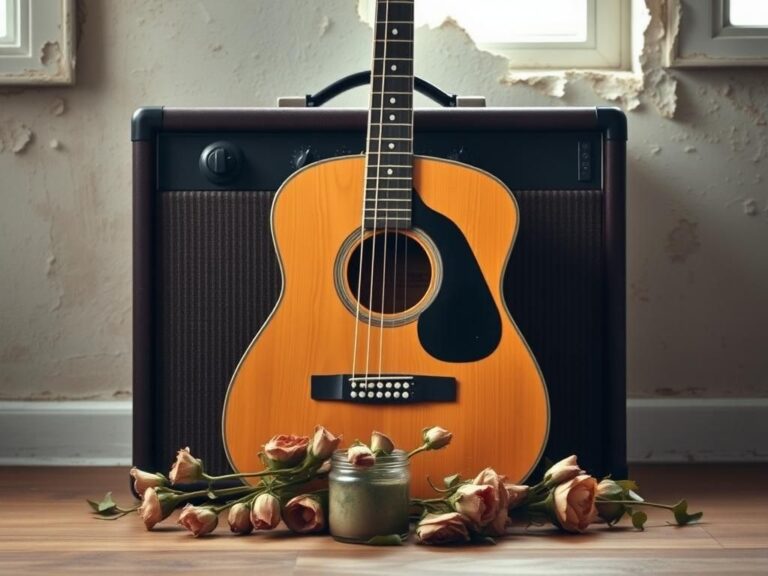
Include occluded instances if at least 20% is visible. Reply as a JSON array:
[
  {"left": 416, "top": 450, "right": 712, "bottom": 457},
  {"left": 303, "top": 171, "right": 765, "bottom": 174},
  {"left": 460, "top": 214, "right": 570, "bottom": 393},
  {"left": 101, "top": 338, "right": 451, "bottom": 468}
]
[
  {"left": 49, "top": 139, "right": 61, "bottom": 150},
  {"left": 40, "top": 42, "right": 62, "bottom": 68},
  {"left": 640, "top": 0, "right": 677, "bottom": 119},
  {"left": 743, "top": 199, "right": 758, "bottom": 216},
  {"left": 650, "top": 145, "right": 662, "bottom": 155},
  {"left": 49, "top": 98, "right": 66, "bottom": 116},
  {"left": 319, "top": 15, "right": 332, "bottom": 37},
  {"left": 502, "top": 73, "right": 566, "bottom": 98},
  {"left": 684, "top": 145, "right": 697, "bottom": 154},
  {"left": 0, "top": 123, "right": 34, "bottom": 154},
  {"left": 666, "top": 219, "right": 701, "bottom": 263}
]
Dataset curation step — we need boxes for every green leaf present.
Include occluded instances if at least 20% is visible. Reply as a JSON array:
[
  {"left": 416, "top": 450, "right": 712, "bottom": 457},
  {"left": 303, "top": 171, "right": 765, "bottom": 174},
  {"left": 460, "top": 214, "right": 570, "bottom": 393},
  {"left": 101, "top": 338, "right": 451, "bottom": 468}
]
[
  {"left": 86, "top": 492, "right": 119, "bottom": 516},
  {"left": 616, "top": 480, "right": 639, "bottom": 494},
  {"left": 443, "top": 473, "right": 461, "bottom": 488},
  {"left": 631, "top": 510, "right": 647, "bottom": 530},
  {"left": 672, "top": 500, "right": 703, "bottom": 526},
  {"left": 365, "top": 534, "right": 403, "bottom": 546}
]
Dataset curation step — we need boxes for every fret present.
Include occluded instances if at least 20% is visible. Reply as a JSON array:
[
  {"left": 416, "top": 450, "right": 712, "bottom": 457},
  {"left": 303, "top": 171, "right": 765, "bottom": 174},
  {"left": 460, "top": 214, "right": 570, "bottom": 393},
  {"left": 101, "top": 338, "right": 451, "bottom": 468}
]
[
  {"left": 373, "top": 42, "right": 413, "bottom": 59},
  {"left": 371, "top": 76, "right": 412, "bottom": 94},
  {"left": 364, "top": 198, "right": 410, "bottom": 202},
  {"left": 373, "top": 2, "right": 413, "bottom": 23}
]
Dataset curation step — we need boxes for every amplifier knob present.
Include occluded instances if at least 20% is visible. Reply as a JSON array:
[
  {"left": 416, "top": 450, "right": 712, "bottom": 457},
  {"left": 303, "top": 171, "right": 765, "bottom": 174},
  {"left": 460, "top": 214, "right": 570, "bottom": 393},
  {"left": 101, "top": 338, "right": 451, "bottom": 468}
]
[{"left": 200, "top": 141, "right": 242, "bottom": 184}]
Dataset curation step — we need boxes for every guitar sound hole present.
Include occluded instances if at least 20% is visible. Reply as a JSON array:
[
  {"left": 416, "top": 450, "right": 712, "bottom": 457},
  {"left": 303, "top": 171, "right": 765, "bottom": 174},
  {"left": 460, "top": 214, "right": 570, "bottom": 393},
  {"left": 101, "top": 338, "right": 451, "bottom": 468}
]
[{"left": 346, "top": 232, "right": 432, "bottom": 315}]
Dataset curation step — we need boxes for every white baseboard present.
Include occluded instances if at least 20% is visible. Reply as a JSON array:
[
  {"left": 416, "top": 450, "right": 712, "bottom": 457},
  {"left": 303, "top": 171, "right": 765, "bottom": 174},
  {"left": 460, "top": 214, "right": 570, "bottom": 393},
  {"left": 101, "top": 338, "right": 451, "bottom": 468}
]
[{"left": 0, "top": 399, "right": 766, "bottom": 466}]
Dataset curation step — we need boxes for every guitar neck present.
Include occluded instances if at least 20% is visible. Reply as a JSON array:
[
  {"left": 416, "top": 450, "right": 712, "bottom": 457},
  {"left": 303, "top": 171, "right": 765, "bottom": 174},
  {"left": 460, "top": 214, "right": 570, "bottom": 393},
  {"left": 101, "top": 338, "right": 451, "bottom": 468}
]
[{"left": 364, "top": 0, "right": 415, "bottom": 231}]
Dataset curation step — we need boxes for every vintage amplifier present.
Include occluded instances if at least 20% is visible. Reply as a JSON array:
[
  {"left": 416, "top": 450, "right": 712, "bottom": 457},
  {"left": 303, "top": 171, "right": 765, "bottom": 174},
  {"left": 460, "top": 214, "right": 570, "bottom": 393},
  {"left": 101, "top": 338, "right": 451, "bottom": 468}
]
[{"left": 132, "top": 77, "right": 627, "bottom": 481}]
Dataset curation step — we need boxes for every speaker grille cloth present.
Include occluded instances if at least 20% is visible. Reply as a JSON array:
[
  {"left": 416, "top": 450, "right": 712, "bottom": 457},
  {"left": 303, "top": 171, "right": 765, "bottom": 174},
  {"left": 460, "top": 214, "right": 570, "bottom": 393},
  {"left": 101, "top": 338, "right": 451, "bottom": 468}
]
[{"left": 155, "top": 188, "right": 604, "bottom": 475}]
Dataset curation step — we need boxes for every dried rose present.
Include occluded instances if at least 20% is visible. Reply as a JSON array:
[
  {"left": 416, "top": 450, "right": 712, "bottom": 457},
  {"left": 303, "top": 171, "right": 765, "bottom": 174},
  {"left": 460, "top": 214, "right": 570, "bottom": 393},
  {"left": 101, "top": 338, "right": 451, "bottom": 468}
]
[
  {"left": 472, "top": 467, "right": 509, "bottom": 536},
  {"left": 504, "top": 483, "right": 530, "bottom": 510},
  {"left": 416, "top": 512, "right": 470, "bottom": 545},
  {"left": 178, "top": 504, "right": 218, "bottom": 537},
  {"left": 137, "top": 487, "right": 177, "bottom": 531},
  {"left": 370, "top": 430, "right": 395, "bottom": 455},
  {"left": 169, "top": 447, "right": 203, "bottom": 485},
  {"left": 310, "top": 426, "right": 341, "bottom": 461},
  {"left": 347, "top": 444, "right": 376, "bottom": 468},
  {"left": 283, "top": 494, "right": 325, "bottom": 534},
  {"left": 228, "top": 502, "right": 253, "bottom": 535},
  {"left": 263, "top": 434, "right": 309, "bottom": 466},
  {"left": 544, "top": 455, "right": 584, "bottom": 486},
  {"left": 594, "top": 478, "right": 626, "bottom": 524},
  {"left": 422, "top": 426, "right": 452, "bottom": 450},
  {"left": 451, "top": 484, "right": 497, "bottom": 528},
  {"left": 129, "top": 467, "right": 168, "bottom": 497},
  {"left": 251, "top": 493, "right": 281, "bottom": 530},
  {"left": 552, "top": 474, "right": 598, "bottom": 533}
]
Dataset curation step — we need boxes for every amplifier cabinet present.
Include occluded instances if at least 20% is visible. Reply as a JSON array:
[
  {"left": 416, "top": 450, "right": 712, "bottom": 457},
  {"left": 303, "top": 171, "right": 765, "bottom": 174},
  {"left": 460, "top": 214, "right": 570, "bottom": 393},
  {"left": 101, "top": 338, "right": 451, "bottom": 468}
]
[{"left": 133, "top": 107, "right": 627, "bottom": 480}]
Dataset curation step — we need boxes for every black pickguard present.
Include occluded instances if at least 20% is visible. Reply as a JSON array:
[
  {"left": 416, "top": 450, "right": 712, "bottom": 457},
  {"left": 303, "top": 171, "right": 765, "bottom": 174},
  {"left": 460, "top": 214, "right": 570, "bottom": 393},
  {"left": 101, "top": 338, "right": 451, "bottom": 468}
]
[{"left": 412, "top": 191, "right": 502, "bottom": 362}]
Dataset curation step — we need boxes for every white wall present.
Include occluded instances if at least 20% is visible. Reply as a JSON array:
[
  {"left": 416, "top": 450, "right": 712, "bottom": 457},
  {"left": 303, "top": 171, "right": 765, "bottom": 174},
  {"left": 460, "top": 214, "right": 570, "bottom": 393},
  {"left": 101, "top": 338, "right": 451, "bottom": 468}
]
[{"left": 1, "top": 0, "right": 766, "bottom": 405}]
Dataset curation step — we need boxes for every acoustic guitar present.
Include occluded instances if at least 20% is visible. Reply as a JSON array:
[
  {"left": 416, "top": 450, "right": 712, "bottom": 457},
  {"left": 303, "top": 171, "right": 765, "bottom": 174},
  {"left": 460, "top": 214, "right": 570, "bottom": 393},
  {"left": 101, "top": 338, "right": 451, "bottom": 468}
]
[{"left": 223, "top": 0, "right": 549, "bottom": 495}]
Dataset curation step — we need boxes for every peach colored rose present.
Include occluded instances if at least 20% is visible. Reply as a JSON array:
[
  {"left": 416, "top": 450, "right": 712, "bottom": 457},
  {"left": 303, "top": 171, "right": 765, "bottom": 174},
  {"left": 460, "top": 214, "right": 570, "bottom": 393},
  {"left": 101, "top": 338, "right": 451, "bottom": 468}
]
[
  {"left": 416, "top": 512, "right": 470, "bottom": 545},
  {"left": 423, "top": 426, "right": 452, "bottom": 450},
  {"left": 130, "top": 467, "right": 167, "bottom": 497},
  {"left": 553, "top": 474, "right": 598, "bottom": 533},
  {"left": 228, "top": 502, "right": 253, "bottom": 535},
  {"left": 545, "top": 455, "right": 584, "bottom": 486},
  {"left": 310, "top": 426, "right": 341, "bottom": 461},
  {"left": 504, "top": 483, "right": 530, "bottom": 510},
  {"left": 370, "top": 430, "right": 395, "bottom": 455},
  {"left": 594, "top": 478, "right": 625, "bottom": 524},
  {"left": 263, "top": 434, "right": 309, "bottom": 466},
  {"left": 169, "top": 447, "right": 203, "bottom": 485},
  {"left": 472, "top": 467, "right": 509, "bottom": 536},
  {"left": 178, "top": 504, "right": 218, "bottom": 537},
  {"left": 137, "top": 487, "right": 176, "bottom": 531},
  {"left": 251, "top": 493, "right": 281, "bottom": 530},
  {"left": 347, "top": 444, "right": 376, "bottom": 467},
  {"left": 451, "top": 484, "right": 497, "bottom": 528},
  {"left": 283, "top": 495, "right": 325, "bottom": 534}
]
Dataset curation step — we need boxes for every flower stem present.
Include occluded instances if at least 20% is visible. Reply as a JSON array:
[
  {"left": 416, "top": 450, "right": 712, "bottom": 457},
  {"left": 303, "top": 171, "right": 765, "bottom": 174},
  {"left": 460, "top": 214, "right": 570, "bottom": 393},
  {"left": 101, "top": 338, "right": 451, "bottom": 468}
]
[
  {"left": 202, "top": 469, "right": 294, "bottom": 482},
  {"left": 406, "top": 445, "right": 428, "bottom": 459},
  {"left": 595, "top": 499, "right": 676, "bottom": 511},
  {"left": 211, "top": 491, "right": 261, "bottom": 514}
]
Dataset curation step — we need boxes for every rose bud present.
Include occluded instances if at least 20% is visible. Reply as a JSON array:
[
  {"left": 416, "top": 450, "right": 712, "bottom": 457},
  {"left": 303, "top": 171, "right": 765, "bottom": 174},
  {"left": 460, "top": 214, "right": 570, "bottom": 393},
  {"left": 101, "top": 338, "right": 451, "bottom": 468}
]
[
  {"left": 416, "top": 512, "right": 470, "bottom": 545},
  {"left": 169, "top": 447, "right": 204, "bottom": 485},
  {"left": 451, "top": 484, "right": 497, "bottom": 528},
  {"left": 594, "top": 478, "right": 626, "bottom": 524},
  {"left": 422, "top": 426, "right": 452, "bottom": 450},
  {"left": 347, "top": 444, "right": 376, "bottom": 468},
  {"left": 129, "top": 467, "right": 168, "bottom": 497},
  {"left": 472, "top": 467, "right": 509, "bottom": 536},
  {"left": 551, "top": 474, "right": 598, "bottom": 533},
  {"left": 138, "top": 487, "right": 177, "bottom": 531},
  {"left": 228, "top": 502, "right": 253, "bottom": 535},
  {"left": 283, "top": 494, "right": 325, "bottom": 534},
  {"left": 251, "top": 493, "right": 281, "bottom": 530},
  {"left": 310, "top": 425, "right": 341, "bottom": 461},
  {"left": 178, "top": 504, "right": 218, "bottom": 537},
  {"left": 263, "top": 434, "right": 309, "bottom": 467},
  {"left": 370, "top": 430, "right": 395, "bottom": 455},
  {"left": 504, "top": 483, "right": 530, "bottom": 510},
  {"left": 316, "top": 459, "right": 332, "bottom": 476},
  {"left": 544, "top": 455, "right": 584, "bottom": 486}
]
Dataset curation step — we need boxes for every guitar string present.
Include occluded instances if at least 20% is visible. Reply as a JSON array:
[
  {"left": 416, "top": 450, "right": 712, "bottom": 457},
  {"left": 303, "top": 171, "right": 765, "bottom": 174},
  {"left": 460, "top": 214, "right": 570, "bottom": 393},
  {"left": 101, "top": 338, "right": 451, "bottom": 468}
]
[{"left": 363, "top": 0, "right": 391, "bottom": 388}]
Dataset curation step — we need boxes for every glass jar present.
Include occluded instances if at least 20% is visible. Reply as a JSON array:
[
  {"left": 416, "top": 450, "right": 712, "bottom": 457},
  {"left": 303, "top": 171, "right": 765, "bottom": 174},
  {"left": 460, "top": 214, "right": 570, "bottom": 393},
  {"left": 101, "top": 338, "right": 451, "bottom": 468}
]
[{"left": 329, "top": 449, "right": 410, "bottom": 543}]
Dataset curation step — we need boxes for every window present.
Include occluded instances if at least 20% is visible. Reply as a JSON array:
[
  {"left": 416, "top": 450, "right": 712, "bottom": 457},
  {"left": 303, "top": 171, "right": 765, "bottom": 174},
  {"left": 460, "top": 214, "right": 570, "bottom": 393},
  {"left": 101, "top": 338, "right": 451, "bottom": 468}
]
[
  {"left": 0, "top": 0, "right": 76, "bottom": 85},
  {"left": 665, "top": 0, "right": 768, "bottom": 67},
  {"left": 359, "top": 0, "right": 632, "bottom": 70}
]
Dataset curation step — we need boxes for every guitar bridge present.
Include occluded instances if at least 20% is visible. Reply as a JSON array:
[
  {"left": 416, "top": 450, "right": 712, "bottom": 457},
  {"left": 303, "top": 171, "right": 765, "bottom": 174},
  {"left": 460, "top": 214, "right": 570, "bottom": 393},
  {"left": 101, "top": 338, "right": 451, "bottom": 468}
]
[{"left": 311, "top": 374, "right": 456, "bottom": 404}]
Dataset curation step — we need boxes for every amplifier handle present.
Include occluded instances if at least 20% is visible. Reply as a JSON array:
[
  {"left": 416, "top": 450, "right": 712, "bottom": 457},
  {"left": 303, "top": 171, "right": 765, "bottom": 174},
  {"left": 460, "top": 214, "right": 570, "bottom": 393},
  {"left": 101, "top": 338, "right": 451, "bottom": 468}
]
[{"left": 277, "top": 71, "right": 485, "bottom": 108}]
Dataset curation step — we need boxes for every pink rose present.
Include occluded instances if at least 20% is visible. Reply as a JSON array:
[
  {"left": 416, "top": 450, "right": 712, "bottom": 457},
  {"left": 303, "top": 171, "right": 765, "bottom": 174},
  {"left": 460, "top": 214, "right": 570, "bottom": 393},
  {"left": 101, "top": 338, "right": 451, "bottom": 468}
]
[
  {"left": 137, "top": 487, "right": 176, "bottom": 531},
  {"left": 251, "top": 493, "right": 281, "bottom": 530},
  {"left": 310, "top": 426, "right": 341, "bottom": 461},
  {"left": 129, "top": 467, "right": 168, "bottom": 497},
  {"left": 416, "top": 512, "right": 470, "bottom": 545},
  {"left": 263, "top": 434, "right": 309, "bottom": 466},
  {"left": 227, "top": 502, "right": 253, "bottom": 535},
  {"left": 504, "top": 483, "right": 530, "bottom": 510},
  {"left": 347, "top": 444, "right": 376, "bottom": 467},
  {"left": 452, "top": 484, "right": 497, "bottom": 528},
  {"left": 169, "top": 447, "right": 203, "bottom": 485},
  {"left": 545, "top": 455, "right": 584, "bottom": 486},
  {"left": 472, "top": 467, "right": 509, "bottom": 536},
  {"left": 423, "top": 426, "right": 452, "bottom": 450},
  {"left": 283, "top": 495, "right": 325, "bottom": 534},
  {"left": 370, "top": 430, "right": 395, "bottom": 455},
  {"left": 178, "top": 504, "right": 218, "bottom": 537},
  {"left": 552, "top": 474, "right": 598, "bottom": 533}
]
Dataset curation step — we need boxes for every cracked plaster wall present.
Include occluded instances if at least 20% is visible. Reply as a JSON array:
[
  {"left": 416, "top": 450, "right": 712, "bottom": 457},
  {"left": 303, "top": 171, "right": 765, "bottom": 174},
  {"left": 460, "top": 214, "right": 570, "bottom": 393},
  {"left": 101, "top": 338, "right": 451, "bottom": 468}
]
[{"left": 0, "top": 0, "right": 766, "bottom": 400}]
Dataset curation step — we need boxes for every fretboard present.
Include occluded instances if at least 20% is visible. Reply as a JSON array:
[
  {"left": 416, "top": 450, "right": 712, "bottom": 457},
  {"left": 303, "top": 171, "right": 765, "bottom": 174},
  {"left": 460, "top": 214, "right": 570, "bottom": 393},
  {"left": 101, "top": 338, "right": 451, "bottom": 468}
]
[{"left": 364, "top": 0, "right": 414, "bottom": 230}]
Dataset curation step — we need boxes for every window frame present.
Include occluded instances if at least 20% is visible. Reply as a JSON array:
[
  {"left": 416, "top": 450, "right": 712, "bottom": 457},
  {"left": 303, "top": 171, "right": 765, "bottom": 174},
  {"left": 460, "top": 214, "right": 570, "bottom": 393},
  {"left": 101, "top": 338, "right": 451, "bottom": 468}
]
[
  {"left": 665, "top": 0, "right": 768, "bottom": 67},
  {"left": 0, "top": 0, "right": 76, "bottom": 85}
]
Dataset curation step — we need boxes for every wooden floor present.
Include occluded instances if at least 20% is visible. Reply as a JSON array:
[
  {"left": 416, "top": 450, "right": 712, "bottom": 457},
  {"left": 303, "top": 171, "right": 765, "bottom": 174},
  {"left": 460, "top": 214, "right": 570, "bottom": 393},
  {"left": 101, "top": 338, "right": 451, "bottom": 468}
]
[{"left": 0, "top": 465, "right": 766, "bottom": 575}]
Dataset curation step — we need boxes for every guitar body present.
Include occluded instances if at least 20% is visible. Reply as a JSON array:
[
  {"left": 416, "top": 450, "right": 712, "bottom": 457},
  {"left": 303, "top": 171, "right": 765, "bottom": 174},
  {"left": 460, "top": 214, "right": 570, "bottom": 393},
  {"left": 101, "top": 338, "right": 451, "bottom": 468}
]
[{"left": 222, "top": 155, "right": 549, "bottom": 496}]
